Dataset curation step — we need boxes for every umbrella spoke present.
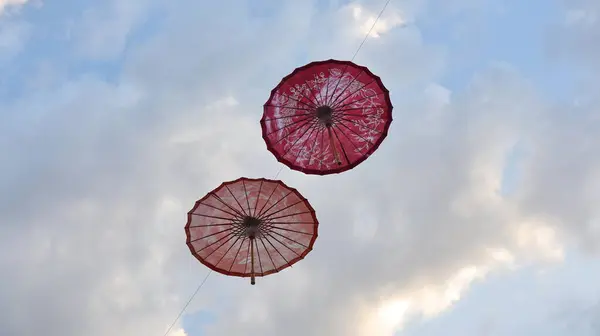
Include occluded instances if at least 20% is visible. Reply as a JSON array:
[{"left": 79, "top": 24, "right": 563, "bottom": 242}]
[
  {"left": 263, "top": 114, "right": 314, "bottom": 137},
  {"left": 254, "top": 238, "right": 264, "bottom": 275},
  {"left": 267, "top": 211, "right": 313, "bottom": 221},
  {"left": 241, "top": 180, "right": 252, "bottom": 216},
  {"left": 259, "top": 237, "right": 279, "bottom": 272},
  {"left": 204, "top": 232, "right": 242, "bottom": 259},
  {"left": 225, "top": 185, "right": 249, "bottom": 216},
  {"left": 212, "top": 234, "right": 245, "bottom": 268},
  {"left": 263, "top": 235, "right": 292, "bottom": 266},
  {"left": 267, "top": 225, "right": 313, "bottom": 236},
  {"left": 330, "top": 91, "right": 384, "bottom": 112},
  {"left": 251, "top": 180, "right": 264, "bottom": 218},
  {"left": 271, "top": 117, "right": 319, "bottom": 147},
  {"left": 258, "top": 199, "right": 305, "bottom": 222},
  {"left": 209, "top": 193, "right": 247, "bottom": 218},
  {"left": 265, "top": 232, "right": 302, "bottom": 257},
  {"left": 195, "top": 228, "right": 239, "bottom": 252},
  {"left": 268, "top": 230, "right": 309, "bottom": 249},
  {"left": 255, "top": 190, "right": 294, "bottom": 220},
  {"left": 279, "top": 91, "right": 318, "bottom": 110},
  {"left": 328, "top": 69, "right": 368, "bottom": 108},
  {"left": 190, "top": 222, "right": 238, "bottom": 228},
  {"left": 228, "top": 236, "right": 247, "bottom": 273},
  {"left": 190, "top": 227, "right": 235, "bottom": 244},
  {"left": 331, "top": 125, "right": 351, "bottom": 165},
  {"left": 190, "top": 212, "right": 235, "bottom": 222},
  {"left": 197, "top": 201, "right": 242, "bottom": 219}
]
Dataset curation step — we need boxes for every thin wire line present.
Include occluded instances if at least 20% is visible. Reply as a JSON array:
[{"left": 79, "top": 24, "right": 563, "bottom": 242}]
[
  {"left": 163, "top": 270, "right": 212, "bottom": 336},
  {"left": 274, "top": 165, "right": 285, "bottom": 179},
  {"left": 350, "top": 0, "right": 393, "bottom": 62}
]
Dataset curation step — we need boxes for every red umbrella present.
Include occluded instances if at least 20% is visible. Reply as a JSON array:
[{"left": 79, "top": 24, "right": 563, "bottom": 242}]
[
  {"left": 185, "top": 177, "right": 319, "bottom": 285},
  {"left": 262, "top": 59, "right": 393, "bottom": 175}
]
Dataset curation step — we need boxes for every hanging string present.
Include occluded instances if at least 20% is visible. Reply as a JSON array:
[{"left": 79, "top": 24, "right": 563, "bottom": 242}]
[
  {"left": 162, "top": 270, "right": 212, "bottom": 336},
  {"left": 162, "top": 1, "right": 392, "bottom": 334},
  {"left": 351, "top": 0, "right": 393, "bottom": 62},
  {"left": 273, "top": 0, "right": 392, "bottom": 181}
]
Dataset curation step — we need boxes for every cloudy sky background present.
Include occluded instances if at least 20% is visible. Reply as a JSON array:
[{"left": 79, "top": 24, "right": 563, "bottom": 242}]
[{"left": 1, "top": 0, "right": 599, "bottom": 335}]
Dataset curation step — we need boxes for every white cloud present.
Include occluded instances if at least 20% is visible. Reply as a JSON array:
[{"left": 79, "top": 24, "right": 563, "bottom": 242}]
[
  {"left": 0, "top": 19, "right": 29, "bottom": 63},
  {"left": 1, "top": 0, "right": 600, "bottom": 335},
  {"left": 0, "top": 0, "right": 28, "bottom": 14}
]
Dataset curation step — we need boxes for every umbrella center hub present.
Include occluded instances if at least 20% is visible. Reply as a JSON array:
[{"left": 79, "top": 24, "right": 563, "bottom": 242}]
[
  {"left": 315, "top": 105, "right": 333, "bottom": 126},
  {"left": 242, "top": 216, "right": 262, "bottom": 238}
]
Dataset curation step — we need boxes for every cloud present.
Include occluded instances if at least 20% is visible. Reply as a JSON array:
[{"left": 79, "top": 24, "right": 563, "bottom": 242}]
[
  {"left": 1, "top": 0, "right": 599, "bottom": 336},
  {"left": 0, "top": 0, "right": 28, "bottom": 14},
  {"left": 0, "top": 19, "right": 30, "bottom": 64}
]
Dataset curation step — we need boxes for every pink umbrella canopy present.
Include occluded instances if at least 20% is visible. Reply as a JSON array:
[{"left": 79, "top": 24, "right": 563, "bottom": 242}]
[
  {"left": 262, "top": 59, "right": 393, "bottom": 175},
  {"left": 185, "top": 177, "right": 319, "bottom": 285}
]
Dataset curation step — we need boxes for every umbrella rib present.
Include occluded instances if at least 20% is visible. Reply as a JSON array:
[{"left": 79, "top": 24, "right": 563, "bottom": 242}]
[
  {"left": 228, "top": 236, "right": 247, "bottom": 273},
  {"left": 262, "top": 111, "right": 313, "bottom": 121},
  {"left": 295, "top": 81, "right": 321, "bottom": 110},
  {"left": 332, "top": 107, "right": 371, "bottom": 113},
  {"left": 193, "top": 228, "right": 239, "bottom": 251},
  {"left": 340, "top": 112, "right": 379, "bottom": 118},
  {"left": 268, "top": 211, "right": 313, "bottom": 221},
  {"left": 265, "top": 232, "right": 302, "bottom": 258},
  {"left": 258, "top": 199, "right": 305, "bottom": 222},
  {"left": 303, "top": 78, "right": 324, "bottom": 107},
  {"left": 255, "top": 190, "right": 294, "bottom": 220},
  {"left": 274, "top": 117, "right": 319, "bottom": 154},
  {"left": 271, "top": 117, "right": 319, "bottom": 147},
  {"left": 328, "top": 68, "right": 367, "bottom": 108},
  {"left": 224, "top": 185, "right": 249, "bottom": 216},
  {"left": 266, "top": 221, "right": 316, "bottom": 225},
  {"left": 330, "top": 125, "right": 351, "bottom": 165},
  {"left": 190, "top": 212, "right": 237, "bottom": 222},
  {"left": 331, "top": 122, "right": 366, "bottom": 155},
  {"left": 303, "top": 126, "right": 326, "bottom": 169},
  {"left": 279, "top": 92, "right": 318, "bottom": 110},
  {"left": 317, "top": 125, "right": 327, "bottom": 170},
  {"left": 285, "top": 121, "right": 322, "bottom": 166},
  {"left": 264, "top": 104, "right": 314, "bottom": 112},
  {"left": 254, "top": 238, "right": 264, "bottom": 276},
  {"left": 251, "top": 180, "right": 264, "bottom": 218},
  {"left": 268, "top": 230, "right": 309, "bottom": 249},
  {"left": 339, "top": 117, "right": 382, "bottom": 134},
  {"left": 241, "top": 180, "right": 252, "bottom": 216},
  {"left": 255, "top": 183, "right": 278, "bottom": 218},
  {"left": 211, "top": 234, "right": 245, "bottom": 270},
  {"left": 189, "top": 222, "right": 239, "bottom": 228},
  {"left": 334, "top": 121, "right": 376, "bottom": 147},
  {"left": 244, "top": 238, "right": 252, "bottom": 274},
  {"left": 202, "top": 231, "right": 242, "bottom": 259},
  {"left": 330, "top": 91, "right": 383, "bottom": 112},
  {"left": 259, "top": 237, "right": 278, "bottom": 272},
  {"left": 266, "top": 225, "right": 314, "bottom": 236},
  {"left": 197, "top": 201, "right": 242, "bottom": 219},
  {"left": 327, "top": 126, "right": 341, "bottom": 165},
  {"left": 263, "top": 114, "right": 314, "bottom": 137},
  {"left": 209, "top": 193, "right": 247, "bottom": 219},
  {"left": 189, "top": 227, "right": 235, "bottom": 244},
  {"left": 263, "top": 235, "right": 292, "bottom": 267},
  {"left": 323, "top": 68, "right": 332, "bottom": 108},
  {"left": 325, "top": 63, "right": 352, "bottom": 107},
  {"left": 329, "top": 77, "right": 376, "bottom": 110}
]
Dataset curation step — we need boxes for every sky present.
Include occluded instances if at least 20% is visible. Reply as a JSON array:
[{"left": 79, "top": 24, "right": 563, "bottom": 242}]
[{"left": 1, "top": 0, "right": 599, "bottom": 335}]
